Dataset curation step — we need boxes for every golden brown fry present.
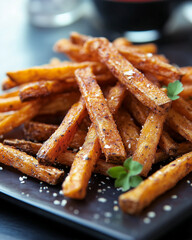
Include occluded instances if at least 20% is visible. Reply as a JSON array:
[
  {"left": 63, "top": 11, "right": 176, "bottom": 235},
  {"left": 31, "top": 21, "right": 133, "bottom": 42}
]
[
  {"left": 181, "top": 66, "right": 192, "bottom": 83},
  {"left": 24, "top": 121, "right": 57, "bottom": 142},
  {"left": 180, "top": 84, "right": 192, "bottom": 99},
  {"left": 0, "top": 143, "right": 64, "bottom": 185},
  {"left": 0, "top": 100, "right": 43, "bottom": 135},
  {"left": 70, "top": 32, "right": 91, "bottom": 45},
  {"left": 7, "top": 61, "right": 105, "bottom": 85},
  {"left": 19, "top": 81, "right": 77, "bottom": 102},
  {"left": 125, "top": 94, "right": 177, "bottom": 155},
  {"left": 62, "top": 81, "right": 126, "bottom": 199},
  {"left": 0, "top": 96, "right": 26, "bottom": 112},
  {"left": 115, "top": 108, "right": 140, "bottom": 156},
  {"left": 85, "top": 38, "right": 171, "bottom": 114},
  {"left": 167, "top": 108, "right": 192, "bottom": 142},
  {"left": 75, "top": 67, "right": 126, "bottom": 163},
  {"left": 2, "top": 77, "right": 17, "bottom": 90},
  {"left": 0, "top": 89, "right": 19, "bottom": 98},
  {"left": 23, "top": 121, "right": 87, "bottom": 148},
  {"left": 119, "top": 151, "right": 192, "bottom": 214},
  {"left": 133, "top": 110, "right": 167, "bottom": 177},
  {"left": 113, "top": 38, "right": 157, "bottom": 54},
  {"left": 117, "top": 45, "right": 180, "bottom": 83},
  {"left": 37, "top": 98, "right": 87, "bottom": 165},
  {"left": 3, "top": 139, "right": 117, "bottom": 176},
  {"left": 4, "top": 139, "right": 42, "bottom": 156},
  {"left": 63, "top": 125, "right": 101, "bottom": 199},
  {"left": 172, "top": 97, "right": 192, "bottom": 122},
  {"left": 39, "top": 92, "right": 80, "bottom": 115}
]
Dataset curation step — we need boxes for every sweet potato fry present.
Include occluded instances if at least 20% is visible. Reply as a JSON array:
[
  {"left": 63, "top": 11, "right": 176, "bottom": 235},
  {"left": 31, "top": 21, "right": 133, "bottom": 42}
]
[
  {"left": 113, "top": 39, "right": 157, "bottom": 54},
  {"left": 117, "top": 45, "right": 180, "bottom": 83},
  {"left": 70, "top": 32, "right": 90, "bottom": 45},
  {"left": 181, "top": 66, "right": 192, "bottom": 83},
  {"left": 75, "top": 67, "right": 126, "bottom": 163},
  {"left": 62, "top": 81, "right": 126, "bottom": 198},
  {"left": 2, "top": 77, "right": 17, "bottom": 90},
  {"left": 24, "top": 121, "right": 57, "bottom": 142},
  {"left": 19, "top": 81, "right": 77, "bottom": 102},
  {"left": 167, "top": 108, "right": 192, "bottom": 142},
  {"left": 172, "top": 97, "right": 192, "bottom": 122},
  {"left": 39, "top": 92, "right": 80, "bottom": 115},
  {"left": 180, "top": 85, "right": 192, "bottom": 99},
  {"left": 115, "top": 108, "right": 140, "bottom": 156},
  {"left": 0, "top": 96, "right": 26, "bottom": 112},
  {"left": 85, "top": 38, "right": 171, "bottom": 114},
  {"left": 0, "top": 143, "right": 64, "bottom": 185},
  {"left": 4, "top": 139, "right": 42, "bottom": 156},
  {"left": 37, "top": 98, "right": 87, "bottom": 165},
  {"left": 63, "top": 124, "right": 101, "bottom": 199},
  {"left": 23, "top": 121, "right": 87, "bottom": 148},
  {"left": 0, "top": 100, "right": 43, "bottom": 135},
  {"left": 0, "top": 89, "right": 19, "bottom": 98},
  {"left": 7, "top": 61, "right": 106, "bottom": 85},
  {"left": 3, "top": 139, "right": 117, "bottom": 176},
  {"left": 125, "top": 94, "right": 177, "bottom": 155},
  {"left": 133, "top": 110, "right": 167, "bottom": 177},
  {"left": 119, "top": 151, "right": 192, "bottom": 214}
]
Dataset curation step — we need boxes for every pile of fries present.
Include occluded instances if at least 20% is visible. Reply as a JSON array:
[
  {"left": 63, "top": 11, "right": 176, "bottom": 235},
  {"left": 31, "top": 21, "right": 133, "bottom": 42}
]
[{"left": 1, "top": 32, "right": 192, "bottom": 215}]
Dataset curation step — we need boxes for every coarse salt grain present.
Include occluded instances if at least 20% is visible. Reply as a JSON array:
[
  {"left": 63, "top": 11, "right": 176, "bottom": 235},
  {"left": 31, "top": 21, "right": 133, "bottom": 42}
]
[
  {"left": 74, "top": 209, "right": 79, "bottom": 215},
  {"left": 113, "top": 206, "right": 119, "bottom": 211},
  {"left": 143, "top": 217, "right": 151, "bottom": 224},
  {"left": 104, "top": 212, "right": 112, "bottom": 218},
  {"left": 53, "top": 193, "right": 57, "bottom": 197},
  {"left": 0, "top": 167, "right": 3, "bottom": 170},
  {"left": 147, "top": 211, "right": 156, "bottom": 218},
  {"left": 61, "top": 199, "right": 67, "bottom": 206},
  {"left": 53, "top": 200, "right": 60, "bottom": 205},
  {"left": 124, "top": 70, "right": 135, "bottom": 76},
  {"left": 171, "top": 195, "right": 177, "bottom": 199},
  {"left": 98, "top": 197, "right": 107, "bottom": 203},
  {"left": 104, "top": 145, "right": 111, "bottom": 149},
  {"left": 163, "top": 205, "right": 172, "bottom": 211}
]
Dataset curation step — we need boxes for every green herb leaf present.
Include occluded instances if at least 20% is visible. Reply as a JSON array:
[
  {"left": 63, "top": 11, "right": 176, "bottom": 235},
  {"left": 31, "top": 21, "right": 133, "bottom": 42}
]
[
  {"left": 164, "top": 80, "right": 184, "bottom": 101},
  {"left": 107, "top": 157, "right": 143, "bottom": 191},
  {"left": 107, "top": 166, "right": 125, "bottom": 178},
  {"left": 130, "top": 175, "right": 143, "bottom": 188}
]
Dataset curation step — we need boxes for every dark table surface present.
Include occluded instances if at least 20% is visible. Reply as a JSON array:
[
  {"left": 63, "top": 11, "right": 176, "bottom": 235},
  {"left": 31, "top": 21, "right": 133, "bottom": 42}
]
[{"left": 0, "top": 1, "right": 192, "bottom": 240}]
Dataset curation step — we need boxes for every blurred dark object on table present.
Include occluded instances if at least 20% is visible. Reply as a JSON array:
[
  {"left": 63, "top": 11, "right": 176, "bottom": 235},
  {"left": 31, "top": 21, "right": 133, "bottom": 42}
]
[{"left": 92, "top": 0, "right": 186, "bottom": 42}]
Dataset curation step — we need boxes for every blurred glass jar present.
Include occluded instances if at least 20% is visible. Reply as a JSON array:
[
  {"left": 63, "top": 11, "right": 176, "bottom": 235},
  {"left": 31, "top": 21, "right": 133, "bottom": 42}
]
[
  {"left": 93, "top": 0, "right": 180, "bottom": 42},
  {"left": 28, "top": 0, "right": 85, "bottom": 27}
]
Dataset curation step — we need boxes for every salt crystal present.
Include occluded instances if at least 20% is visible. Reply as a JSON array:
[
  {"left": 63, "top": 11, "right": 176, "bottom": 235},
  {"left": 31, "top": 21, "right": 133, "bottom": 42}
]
[
  {"left": 147, "top": 211, "right": 156, "bottom": 218},
  {"left": 104, "top": 145, "right": 111, "bottom": 149},
  {"left": 61, "top": 199, "right": 67, "bottom": 206},
  {"left": 74, "top": 209, "right": 79, "bottom": 215},
  {"left": 98, "top": 197, "right": 107, "bottom": 203},
  {"left": 124, "top": 70, "right": 135, "bottom": 76},
  {"left": 104, "top": 212, "right": 112, "bottom": 218},
  {"left": 143, "top": 217, "right": 151, "bottom": 224},
  {"left": 113, "top": 206, "right": 119, "bottom": 211},
  {"left": 53, "top": 200, "right": 60, "bottom": 205},
  {"left": 147, "top": 53, "right": 153, "bottom": 57},
  {"left": 0, "top": 167, "right": 3, "bottom": 170},
  {"left": 53, "top": 193, "right": 58, "bottom": 197},
  {"left": 171, "top": 195, "right": 177, "bottom": 199},
  {"left": 163, "top": 205, "right": 172, "bottom": 211}
]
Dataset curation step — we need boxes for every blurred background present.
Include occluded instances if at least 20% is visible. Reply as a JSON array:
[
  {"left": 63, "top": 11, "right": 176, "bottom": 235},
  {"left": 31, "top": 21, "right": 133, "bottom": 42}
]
[
  {"left": 0, "top": 1, "right": 192, "bottom": 240},
  {"left": 0, "top": 0, "right": 192, "bottom": 80}
]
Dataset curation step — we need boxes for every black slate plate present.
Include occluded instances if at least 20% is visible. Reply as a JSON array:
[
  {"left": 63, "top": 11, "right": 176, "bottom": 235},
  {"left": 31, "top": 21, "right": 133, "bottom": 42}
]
[{"left": 0, "top": 127, "right": 192, "bottom": 240}]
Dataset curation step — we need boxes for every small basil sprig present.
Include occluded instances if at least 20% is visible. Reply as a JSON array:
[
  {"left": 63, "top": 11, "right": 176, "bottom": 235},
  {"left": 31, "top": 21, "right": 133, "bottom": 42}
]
[
  {"left": 163, "top": 80, "right": 183, "bottom": 100},
  {"left": 107, "top": 157, "right": 143, "bottom": 191}
]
